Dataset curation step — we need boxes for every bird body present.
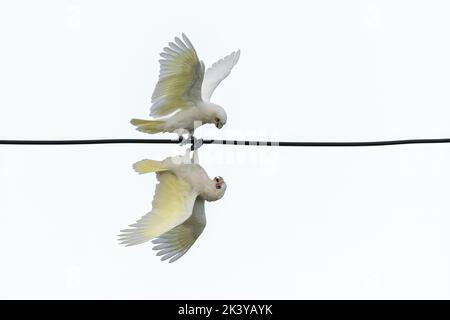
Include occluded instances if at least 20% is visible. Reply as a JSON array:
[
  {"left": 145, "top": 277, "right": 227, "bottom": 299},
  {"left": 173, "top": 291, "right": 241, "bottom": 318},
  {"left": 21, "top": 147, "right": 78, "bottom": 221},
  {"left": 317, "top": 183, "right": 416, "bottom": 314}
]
[
  {"left": 164, "top": 160, "right": 224, "bottom": 202},
  {"left": 118, "top": 153, "right": 226, "bottom": 262},
  {"left": 131, "top": 34, "right": 239, "bottom": 139},
  {"left": 131, "top": 101, "right": 227, "bottom": 135}
]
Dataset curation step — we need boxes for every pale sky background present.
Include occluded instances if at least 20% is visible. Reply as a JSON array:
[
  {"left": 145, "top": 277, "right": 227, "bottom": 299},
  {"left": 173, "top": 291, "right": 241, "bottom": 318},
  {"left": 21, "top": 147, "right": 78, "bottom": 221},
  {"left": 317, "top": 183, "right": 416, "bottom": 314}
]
[{"left": 0, "top": 0, "right": 450, "bottom": 299}]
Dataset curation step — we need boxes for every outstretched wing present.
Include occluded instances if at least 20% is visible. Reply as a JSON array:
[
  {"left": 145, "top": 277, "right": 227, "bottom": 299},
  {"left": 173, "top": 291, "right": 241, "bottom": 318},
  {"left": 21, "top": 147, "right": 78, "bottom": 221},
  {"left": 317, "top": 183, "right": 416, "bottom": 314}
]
[
  {"left": 201, "top": 50, "right": 240, "bottom": 101},
  {"left": 150, "top": 34, "right": 205, "bottom": 117},
  {"left": 118, "top": 171, "right": 198, "bottom": 246},
  {"left": 151, "top": 196, "right": 207, "bottom": 263}
]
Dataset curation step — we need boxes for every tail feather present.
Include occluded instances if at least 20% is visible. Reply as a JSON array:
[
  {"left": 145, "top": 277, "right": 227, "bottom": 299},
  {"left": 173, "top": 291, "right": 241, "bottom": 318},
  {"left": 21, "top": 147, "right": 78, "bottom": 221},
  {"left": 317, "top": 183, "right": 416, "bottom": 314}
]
[
  {"left": 133, "top": 159, "right": 168, "bottom": 174},
  {"left": 130, "top": 118, "right": 165, "bottom": 134}
]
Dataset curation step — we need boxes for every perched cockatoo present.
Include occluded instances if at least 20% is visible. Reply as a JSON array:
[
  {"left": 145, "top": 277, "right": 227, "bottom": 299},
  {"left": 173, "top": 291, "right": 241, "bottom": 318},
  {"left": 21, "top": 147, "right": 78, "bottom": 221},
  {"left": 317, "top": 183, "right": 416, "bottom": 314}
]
[
  {"left": 131, "top": 34, "right": 240, "bottom": 143},
  {"left": 118, "top": 151, "right": 226, "bottom": 262}
]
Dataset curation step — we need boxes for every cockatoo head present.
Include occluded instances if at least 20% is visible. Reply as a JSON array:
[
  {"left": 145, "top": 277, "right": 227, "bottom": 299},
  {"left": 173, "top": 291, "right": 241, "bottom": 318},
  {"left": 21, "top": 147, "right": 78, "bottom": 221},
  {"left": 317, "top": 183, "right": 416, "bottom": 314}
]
[
  {"left": 211, "top": 176, "right": 227, "bottom": 200},
  {"left": 207, "top": 103, "right": 227, "bottom": 129},
  {"left": 213, "top": 107, "right": 227, "bottom": 129}
]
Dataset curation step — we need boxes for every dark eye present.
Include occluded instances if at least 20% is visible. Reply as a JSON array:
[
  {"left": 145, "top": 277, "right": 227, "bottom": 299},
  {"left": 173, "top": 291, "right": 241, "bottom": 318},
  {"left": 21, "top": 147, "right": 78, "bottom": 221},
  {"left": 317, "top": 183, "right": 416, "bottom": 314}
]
[
  {"left": 215, "top": 118, "right": 220, "bottom": 123},
  {"left": 214, "top": 177, "right": 219, "bottom": 182}
]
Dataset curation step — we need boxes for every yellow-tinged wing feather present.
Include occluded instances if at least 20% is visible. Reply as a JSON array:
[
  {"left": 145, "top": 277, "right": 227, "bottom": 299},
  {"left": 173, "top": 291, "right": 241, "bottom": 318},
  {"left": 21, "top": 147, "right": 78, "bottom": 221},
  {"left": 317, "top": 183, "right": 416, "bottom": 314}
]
[
  {"left": 118, "top": 171, "right": 198, "bottom": 246},
  {"left": 152, "top": 197, "right": 207, "bottom": 263},
  {"left": 150, "top": 34, "right": 204, "bottom": 117},
  {"left": 132, "top": 159, "right": 167, "bottom": 174}
]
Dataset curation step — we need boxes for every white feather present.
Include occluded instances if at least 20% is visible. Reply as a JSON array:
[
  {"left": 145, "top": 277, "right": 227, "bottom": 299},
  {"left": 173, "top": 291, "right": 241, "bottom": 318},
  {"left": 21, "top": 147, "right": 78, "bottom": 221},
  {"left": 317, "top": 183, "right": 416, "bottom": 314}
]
[{"left": 201, "top": 50, "right": 241, "bottom": 101}]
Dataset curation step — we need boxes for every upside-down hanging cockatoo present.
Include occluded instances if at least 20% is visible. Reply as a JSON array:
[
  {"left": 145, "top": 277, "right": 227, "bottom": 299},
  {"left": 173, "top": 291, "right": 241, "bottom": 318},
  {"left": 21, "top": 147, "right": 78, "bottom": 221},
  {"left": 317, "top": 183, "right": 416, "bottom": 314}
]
[
  {"left": 118, "top": 151, "right": 226, "bottom": 262},
  {"left": 131, "top": 34, "right": 240, "bottom": 142}
]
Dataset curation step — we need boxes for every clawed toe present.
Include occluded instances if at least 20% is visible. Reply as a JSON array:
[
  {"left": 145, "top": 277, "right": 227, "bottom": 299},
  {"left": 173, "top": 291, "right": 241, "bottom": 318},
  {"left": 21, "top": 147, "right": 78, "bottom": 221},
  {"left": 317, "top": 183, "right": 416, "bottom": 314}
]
[
  {"left": 179, "top": 136, "right": 190, "bottom": 146},
  {"left": 191, "top": 138, "right": 203, "bottom": 151}
]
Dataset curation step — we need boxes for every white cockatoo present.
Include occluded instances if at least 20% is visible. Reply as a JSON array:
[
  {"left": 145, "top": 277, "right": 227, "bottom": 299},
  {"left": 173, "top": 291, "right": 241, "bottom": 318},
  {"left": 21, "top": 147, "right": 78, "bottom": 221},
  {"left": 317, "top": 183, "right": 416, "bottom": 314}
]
[
  {"left": 118, "top": 151, "right": 226, "bottom": 262},
  {"left": 131, "top": 34, "right": 240, "bottom": 143}
]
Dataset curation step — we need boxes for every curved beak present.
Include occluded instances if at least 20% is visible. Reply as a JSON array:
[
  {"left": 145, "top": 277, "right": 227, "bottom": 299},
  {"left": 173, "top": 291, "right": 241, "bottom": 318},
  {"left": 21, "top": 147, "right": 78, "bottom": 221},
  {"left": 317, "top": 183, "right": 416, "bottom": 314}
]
[{"left": 215, "top": 180, "right": 224, "bottom": 189}]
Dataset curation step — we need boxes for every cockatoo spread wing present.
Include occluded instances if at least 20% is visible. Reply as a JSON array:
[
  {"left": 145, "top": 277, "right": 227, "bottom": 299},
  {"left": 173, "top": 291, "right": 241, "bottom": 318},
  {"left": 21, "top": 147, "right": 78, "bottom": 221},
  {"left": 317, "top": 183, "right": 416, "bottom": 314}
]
[
  {"left": 118, "top": 171, "right": 198, "bottom": 246},
  {"left": 150, "top": 34, "right": 205, "bottom": 117},
  {"left": 152, "top": 197, "right": 207, "bottom": 263},
  {"left": 201, "top": 50, "right": 240, "bottom": 101}
]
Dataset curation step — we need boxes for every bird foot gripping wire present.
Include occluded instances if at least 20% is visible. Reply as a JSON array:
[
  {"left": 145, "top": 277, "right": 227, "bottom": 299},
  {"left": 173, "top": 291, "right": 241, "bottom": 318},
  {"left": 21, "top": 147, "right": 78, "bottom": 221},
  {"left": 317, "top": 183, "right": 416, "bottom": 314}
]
[
  {"left": 177, "top": 134, "right": 203, "bottom": 150},
  {"left": 189, "top": 136, "right": 204, "bottom": 151}
]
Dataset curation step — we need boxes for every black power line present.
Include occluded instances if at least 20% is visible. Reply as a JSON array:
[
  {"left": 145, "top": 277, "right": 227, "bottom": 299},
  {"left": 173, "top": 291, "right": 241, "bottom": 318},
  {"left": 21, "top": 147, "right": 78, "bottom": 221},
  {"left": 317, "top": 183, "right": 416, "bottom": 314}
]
[
  {"left": 1, "top": 137, "right": 450, "bottom": 148},
  {"left": 0, "top": 138, "right": 182, "bottom": 145},
  {"left": 202, "top": 138, "right": 450, "bottom": 147}
]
